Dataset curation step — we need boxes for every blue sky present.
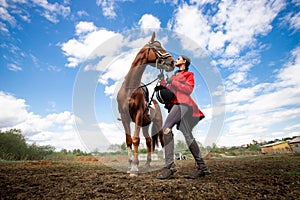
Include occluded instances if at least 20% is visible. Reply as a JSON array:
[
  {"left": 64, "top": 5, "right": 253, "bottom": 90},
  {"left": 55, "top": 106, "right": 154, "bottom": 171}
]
[{"left": 0, "top": 0, "right": 299, "bottom": 151}]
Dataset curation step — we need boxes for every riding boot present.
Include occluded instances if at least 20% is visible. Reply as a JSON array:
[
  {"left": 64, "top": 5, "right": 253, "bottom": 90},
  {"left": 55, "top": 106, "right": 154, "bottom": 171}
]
[
  {"left": 156, "top": 131, "right": 177, "bottom": 179},
  {"left": 187, "top": 139, "right": 211, "bottom": 179}
]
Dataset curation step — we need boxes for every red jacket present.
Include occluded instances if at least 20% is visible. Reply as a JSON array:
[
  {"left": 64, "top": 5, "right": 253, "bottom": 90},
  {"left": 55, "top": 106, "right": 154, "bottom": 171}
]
[{"left": 161, "top": 70, "right": 205, "bottom": 118}]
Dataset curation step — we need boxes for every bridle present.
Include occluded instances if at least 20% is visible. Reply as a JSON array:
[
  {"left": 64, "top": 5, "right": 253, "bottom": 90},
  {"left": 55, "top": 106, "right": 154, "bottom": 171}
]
[
  {"left": 146, "top": 41, "right": 173, "bottom": 71},
  {"left": 141, "top": 41, "right": 173, "bottom": 110},
  {"left": 126, "top": 41, "right": 173, "bottom": 89},
  {"left": 140, "top": 41, "right": 173, "bottom": 86},
  {"left": 126, "top": 41, "right": 174, "bottom": 113}
]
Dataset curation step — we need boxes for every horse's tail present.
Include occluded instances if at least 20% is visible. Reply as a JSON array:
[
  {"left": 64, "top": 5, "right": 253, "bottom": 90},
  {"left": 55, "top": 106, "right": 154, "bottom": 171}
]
[
  {"left": 151, "top": 99, "right": 164, "bottom": 151},
  {"left": 151, "top": 122, "right": 159, "bottom": 151}
]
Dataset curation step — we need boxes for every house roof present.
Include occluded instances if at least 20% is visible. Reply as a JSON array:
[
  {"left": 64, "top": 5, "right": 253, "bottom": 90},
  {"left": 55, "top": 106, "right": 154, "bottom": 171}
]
[
  {"left": 289, "top": 136, "right": 300, "bottom": 144},
  {"left": 261, "top": 141, "right": 289, "bottom": 148}
]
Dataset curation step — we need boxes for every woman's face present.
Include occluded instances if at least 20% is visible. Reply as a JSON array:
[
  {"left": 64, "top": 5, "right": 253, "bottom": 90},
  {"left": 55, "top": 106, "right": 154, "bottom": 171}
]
[{"left": 174, "top": 56, "right": 186, "bottom": 68}]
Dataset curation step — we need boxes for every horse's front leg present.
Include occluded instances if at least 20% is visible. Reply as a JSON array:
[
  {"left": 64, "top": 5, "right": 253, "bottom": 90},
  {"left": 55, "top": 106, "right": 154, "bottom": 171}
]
[
  {"left": 120, "top": 113, "right": 133, "bottom": 172},
  {"left": 130, "top": 124, "right": 140, "bottom": 176},
  {"left": 142, "top": 126, "right": 152, "bottom": 168}
]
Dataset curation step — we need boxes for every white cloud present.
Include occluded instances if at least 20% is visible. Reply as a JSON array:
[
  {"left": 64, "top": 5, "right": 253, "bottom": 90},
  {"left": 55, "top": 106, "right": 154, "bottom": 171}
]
[
  {"left": 0, "top": 0, "right": 8, "bottom": 7},
  {"left": 170, "top": 3, "right": 210, "bottom": 51},
  {"left": 284, "top": 123, "right": 300, "bottom": 131},
  {"left": 0, "top": 6, "right": 16, "bottom": 26},
  {"left": 32, "top": 0, "right": 70, "bottom": 23},
  {"left": 277, "top": 46, "right": 300, "bottom": 88},
  {"left": 281, "top": 3, "right": 300, "bottom": 32},
  {"left": 61, "top": 21, "right": 118, "bottom": 67},
  {"left": 169, "top": 0, "right": 285, "bottom": 59},
  {"left": 96, "top": 0, "right": 133, "bottom": 19},
  {"left": 138, "top": 14, "right": 161, "bottom": 29},
  {"left": 227, "top": 71, "right": 247, "bottom": 85},
  {"left": 0, "top": 91, "right": 28, "bottom": 128},
  {"left": 168, "top": 1, "right": 291, "bottom": 147},
  {"left": 0, "top": 91, "right": 85, "bottom": 151},
  {"left": 0, "top": 21, "right": 8, "bottom": 32},
  {"left": 75, "top": 21, "right": 97, "bottom": 35},
  {"left": 219, "top": 46, "right": 300, "bottom": 146},
  {"left": 46, "top": 111, "right": 74, "bottom": 125},
  {"left": 7, "top": 63, "right": 22, "bottom": 71},
  {"left": 96, "top": 0, "right": 117, "bottom": 19},
  {"left": 98, "top": 50, "right": 136, "bottom": 83},
  {"left": 213, "top": 0, "right": 285, "bottom": 56},
  {"left": 0, "top": 0, "right": 70, "bottom": 32},
  {"left": 98, "top": 122, "right": 124, "bottom": 144},
  {"left": 288, "top": 11, "right": 300, "bottom": 31}
]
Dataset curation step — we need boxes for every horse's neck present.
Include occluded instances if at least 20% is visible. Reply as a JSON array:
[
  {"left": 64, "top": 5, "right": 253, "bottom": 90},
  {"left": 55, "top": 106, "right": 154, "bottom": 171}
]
[
  {"left": 124, "top": 56, "right": 147, "bottom": 88},
  {"left": 124, "top": 65, "right": 146, "bottom": 88}
]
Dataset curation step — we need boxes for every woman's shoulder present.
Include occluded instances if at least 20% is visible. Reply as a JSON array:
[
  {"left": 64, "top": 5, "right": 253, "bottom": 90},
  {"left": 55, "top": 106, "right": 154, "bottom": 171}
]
[
  {"left": 182, "top": 71, "right": 194, "bottom": 77},
  {"left": 176, "top": 70, "right": 194, "bottom": 75}
]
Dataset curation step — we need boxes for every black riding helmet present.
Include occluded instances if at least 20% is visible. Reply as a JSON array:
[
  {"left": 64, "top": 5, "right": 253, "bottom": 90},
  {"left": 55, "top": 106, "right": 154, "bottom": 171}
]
[{"left": 155, "top": 86, "right": 175, "bottom": 104}]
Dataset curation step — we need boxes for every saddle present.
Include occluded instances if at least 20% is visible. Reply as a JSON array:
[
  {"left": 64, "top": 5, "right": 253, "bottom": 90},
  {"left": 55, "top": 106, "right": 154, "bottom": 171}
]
[
  {"left": 128, "top": 84, "right": 151, "bottom": 127},
  {"left": 140, "top": 84, "right": 151, "bottom": 126},
  {"left": 140, "top": 83, "right": 149, "bottom": 103}
]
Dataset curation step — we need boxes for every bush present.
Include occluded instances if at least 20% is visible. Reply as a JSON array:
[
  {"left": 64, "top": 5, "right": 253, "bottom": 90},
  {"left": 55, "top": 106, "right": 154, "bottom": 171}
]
[{"left": 0, "top": 129, "right": 55, "bottom": 161}]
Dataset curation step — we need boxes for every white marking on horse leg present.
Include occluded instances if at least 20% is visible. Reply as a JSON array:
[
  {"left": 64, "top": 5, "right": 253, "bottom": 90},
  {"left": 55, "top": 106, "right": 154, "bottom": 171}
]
[
  {"left": 130, "top": 163, "right": 139, "bottom": 177},
  {"left": 127, "top": 147, "right": 133, "bottom": 173}
]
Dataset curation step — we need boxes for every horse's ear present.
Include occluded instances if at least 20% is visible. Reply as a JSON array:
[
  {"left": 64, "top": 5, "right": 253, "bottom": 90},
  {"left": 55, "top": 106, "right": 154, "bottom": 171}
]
[{"left": 150, "top": 32, "right": 155, "bottom": 42}]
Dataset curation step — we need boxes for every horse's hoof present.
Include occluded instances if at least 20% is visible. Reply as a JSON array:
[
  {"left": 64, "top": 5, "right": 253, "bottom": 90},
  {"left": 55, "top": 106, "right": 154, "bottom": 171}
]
[
  {"left": 129, "top": 173, "right": 139, "bottom": 177},
  {"left": 145, "top": 163, "right": 151, "bottom": 169}
]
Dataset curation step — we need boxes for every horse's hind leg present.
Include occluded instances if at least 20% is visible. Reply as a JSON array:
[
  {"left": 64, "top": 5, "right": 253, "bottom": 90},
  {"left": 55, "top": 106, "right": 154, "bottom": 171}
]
[
  {"left": 151, "top": 107, "right": 165, "bottom": 159},
  {"left": 142, "top": 126, "right": 152, "bottom": 167}
]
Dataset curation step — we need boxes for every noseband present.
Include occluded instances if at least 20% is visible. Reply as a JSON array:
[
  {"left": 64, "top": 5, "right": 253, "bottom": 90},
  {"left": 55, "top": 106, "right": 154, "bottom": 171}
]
[
  {"left": 146, "top": 41, "right": 173, "bottom": 70},
  {"left": 138, "top": 41, "right": 173, "bottom": 111}
]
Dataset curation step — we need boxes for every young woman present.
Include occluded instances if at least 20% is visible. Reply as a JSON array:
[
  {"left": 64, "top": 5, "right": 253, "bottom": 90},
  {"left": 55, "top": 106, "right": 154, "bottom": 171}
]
[{"left": 156, "top": 55, "right": 210, "bottom": 179}]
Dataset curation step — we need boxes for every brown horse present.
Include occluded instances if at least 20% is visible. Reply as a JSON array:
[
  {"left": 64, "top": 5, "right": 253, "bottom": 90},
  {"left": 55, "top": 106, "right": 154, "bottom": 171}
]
[{"left": 117, "top": 32, "right": 174, "bottom": 176}]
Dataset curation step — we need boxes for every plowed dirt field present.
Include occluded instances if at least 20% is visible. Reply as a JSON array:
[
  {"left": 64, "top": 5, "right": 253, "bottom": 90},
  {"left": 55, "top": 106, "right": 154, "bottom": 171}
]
[{"left": 0, "top": 154, "right": 299, "bottom": 199}]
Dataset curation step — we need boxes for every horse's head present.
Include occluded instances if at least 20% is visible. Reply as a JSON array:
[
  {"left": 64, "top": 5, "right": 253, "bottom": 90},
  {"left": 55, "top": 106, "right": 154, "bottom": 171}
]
[{"left": 145, "top": 32, "right": 175, "bottom": 72}]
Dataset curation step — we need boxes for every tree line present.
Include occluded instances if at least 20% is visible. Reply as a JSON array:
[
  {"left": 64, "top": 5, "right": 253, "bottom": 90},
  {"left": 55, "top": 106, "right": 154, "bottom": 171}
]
[
  {"left": 1, "top": 128, "right": 293, "bottom": 161},
  {"left": 0, "top": 129, "right": 55, "bottom": 160},
  {"left": 0, "top": 129, "right": 90, "bottom": 161},
  {"left": 104, "top": 139, "right": 262, "bottom": 156}
]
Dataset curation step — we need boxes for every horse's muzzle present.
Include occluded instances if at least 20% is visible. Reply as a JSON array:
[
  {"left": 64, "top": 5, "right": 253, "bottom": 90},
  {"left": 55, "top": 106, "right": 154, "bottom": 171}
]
[{"left": 158, "top": 60, "right": 175, "bottom": 72}]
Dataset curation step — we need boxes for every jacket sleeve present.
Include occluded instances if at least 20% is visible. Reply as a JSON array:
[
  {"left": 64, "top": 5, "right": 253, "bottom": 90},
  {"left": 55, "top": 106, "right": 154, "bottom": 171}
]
[
  {"left": 160, "top": 79, "right": 167, "bottom": 86},
  {"left": 171, "top": 72, "right": 194, "bottom": 95}
]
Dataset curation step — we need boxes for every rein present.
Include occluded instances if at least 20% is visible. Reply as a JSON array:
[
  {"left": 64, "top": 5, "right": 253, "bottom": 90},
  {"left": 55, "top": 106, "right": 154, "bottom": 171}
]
[
  {"left": 127, "top": 41, "right": 171, "bottom": 115},
  {"left": 125, "top": 41, "right": 169, "bottom": 90}
]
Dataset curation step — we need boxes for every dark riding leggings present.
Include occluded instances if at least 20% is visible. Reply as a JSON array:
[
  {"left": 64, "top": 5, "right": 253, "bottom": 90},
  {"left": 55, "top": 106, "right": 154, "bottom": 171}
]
[{"left": 163, "top": 104, "right": 200, "bottom": 167}]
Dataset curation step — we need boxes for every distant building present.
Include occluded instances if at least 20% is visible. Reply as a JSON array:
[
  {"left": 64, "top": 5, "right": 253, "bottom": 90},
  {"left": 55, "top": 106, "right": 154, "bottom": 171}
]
[
  {"left": 261, "top": 141, "right": 291, "bottom": 154},
  {"left": 175, "top": 152, "right": 186, "bottom": 160},
  {"left": 138, "top": 154, "right": 159, "bottom": 161},
  {"left": 289, "top": 136, "right": 300, "bottom": 153}
]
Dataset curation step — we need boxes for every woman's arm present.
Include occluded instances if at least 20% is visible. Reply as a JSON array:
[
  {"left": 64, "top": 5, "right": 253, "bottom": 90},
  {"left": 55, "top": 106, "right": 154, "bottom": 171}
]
[{"left": 171, "top": 72, "right": 194, "bottom": 95}]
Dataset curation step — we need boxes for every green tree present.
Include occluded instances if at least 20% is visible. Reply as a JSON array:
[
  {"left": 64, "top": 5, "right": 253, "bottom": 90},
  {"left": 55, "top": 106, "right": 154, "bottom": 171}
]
[
  {"left": 0, "top": 129, "right": 27, "bottom": 160},
  {"left": 0, "top": 129, "right": 55, "bottom": 160},
  {"left": 175, "top": 140, "right": 188, "bottom": 151},
  {"left": 120, "top": 142, "right": 127, "bottom": 151},
  {"left": 210, "top": 143, "right": 224, "bottom": 153},
  {"left": 60, "top": 149, "right": 68, "bottom": 154},
  {"left": 248, "top": 140, "right": 260, "bottom": 151}
]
